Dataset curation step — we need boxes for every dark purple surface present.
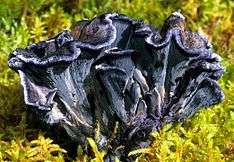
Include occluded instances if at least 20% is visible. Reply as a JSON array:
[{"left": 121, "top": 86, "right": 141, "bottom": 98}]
[{"left": 8, "top": 12, "right": 224, "bottom": 160}]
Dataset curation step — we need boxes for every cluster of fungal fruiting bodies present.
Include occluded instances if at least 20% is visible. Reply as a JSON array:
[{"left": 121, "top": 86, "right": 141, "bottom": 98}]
[{"left": 8, "top": 12, "right": 224, "bottom": 161}]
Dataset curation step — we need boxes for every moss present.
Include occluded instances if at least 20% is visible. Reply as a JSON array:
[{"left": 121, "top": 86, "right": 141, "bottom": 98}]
[{"left": 0, "top": 0, "right": 233, "bottom": 161}]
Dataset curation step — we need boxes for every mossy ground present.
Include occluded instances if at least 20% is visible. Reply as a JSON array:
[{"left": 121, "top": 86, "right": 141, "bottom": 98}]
[{"left": 0, "top": 0, "right": 233, "bottom": 161}]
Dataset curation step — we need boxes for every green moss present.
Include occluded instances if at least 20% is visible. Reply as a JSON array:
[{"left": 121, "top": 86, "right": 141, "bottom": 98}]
[{"left": 0, "top": 0, "right": 233, "bottom": 161}]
